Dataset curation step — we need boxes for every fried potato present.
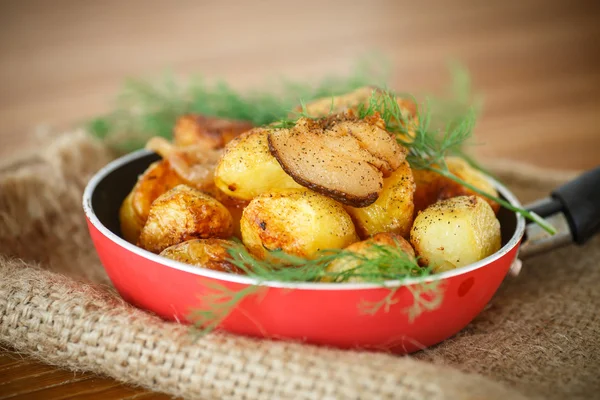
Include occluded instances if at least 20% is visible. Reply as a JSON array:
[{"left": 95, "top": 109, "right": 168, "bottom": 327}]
[
  {"left": 146, "top": 137, "right": 222, "bottom": 189},
  {"left": 119, "top": 159, "right": 187, "bottom": 243},
  {"left": 298, "top": 86, "right": 417, "bottom": 120},
  {"left": 202, "top": 183, "right": 249, "bottom": 239},
  {"left": 214, "top": 127, "right": 301, "bottom": 200},
  {"left": 159, "top": 238, "right": 245, "bottom": 274},
  {"left": 346, "top": 161, "right": 415, "bottom": 239},
  {"left": 299, "top": 87, "right": 418, "bottom": 143},
  {"left": 173, "top": 114, "right": 253, "bottom": 148},
  {"left": 138, "top": 185, "right": 233, "bottom": 253},
  {"left": 119, "top": 192, "right": 144, "bottom": 244},
  {"left": 413, "top": 157, "right": 500, "bottom": 214},
  {"left": 324, "top": 232, "right": 416, "bottom": 283},
  {"left": 410, "top": 195, "right": 501, "bottom": 272},
  {"left": 240, "top": 189, "right": 359, "bottom": 260},
  {"left": 268, "top": 114, "right": 406, "bottom": 207}
]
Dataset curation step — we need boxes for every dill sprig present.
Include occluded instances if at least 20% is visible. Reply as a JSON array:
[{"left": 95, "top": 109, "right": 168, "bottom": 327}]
[
  {"left": 187, "top": 241, "right": 438, "bottom": 334},
  {"left": 268, "top": 86, "right": 554, "bottom": 234},
  {"left": 189, "top": 283, "right": 264, "bottom": 336},
  {"left": 88, "top": 58, "right": 389, "bottom": 152},
  {"left": 227, "top": 241, "right": 430, "bottom": 283},
  {"left": 341, "top": 89, "right": 555, "bottom": 234}
]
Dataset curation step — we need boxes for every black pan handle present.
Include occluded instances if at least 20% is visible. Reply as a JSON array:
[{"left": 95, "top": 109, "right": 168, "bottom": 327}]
[
  {"left": 521, "top": 165, "right": 600, "bottom": 258},
  {"left": 551, "top": 166, "right": 600, "bottom": 245}
]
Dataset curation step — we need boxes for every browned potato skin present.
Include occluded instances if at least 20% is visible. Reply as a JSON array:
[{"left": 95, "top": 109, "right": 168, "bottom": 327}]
[
  {"left": 159, "top": 238, "right": 245, "bottom": 274},
  {"left": 241, "top": 189, "right": 359, "bottom": 260},
  {"left": 413, "top": 157, "right": 500, "bottom": 214},
  {"left": 346, "top": 161, "right": 415, "bottom": 239},
  {"left": 324, "top": 232, "right": 416, "bottom": 283},
  {"left": 119, "top": 160, "right": 187, "bottom": 243},
  {"left": 138, "top": 185, "right": 233, "bottom": 253},
  {"left": 202, "top": 183, "right": 249, "bottom": 239},
  {"left": 173, "top": 114, "right": 253, "bottom": 148}
]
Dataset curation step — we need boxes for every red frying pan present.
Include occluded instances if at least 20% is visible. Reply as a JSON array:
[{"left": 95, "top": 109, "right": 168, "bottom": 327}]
[{"left": 82, "top": 149, "right": 600, "bottom": 353}]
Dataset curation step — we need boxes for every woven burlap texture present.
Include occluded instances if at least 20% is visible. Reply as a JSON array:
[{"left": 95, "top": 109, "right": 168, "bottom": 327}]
[{"left": 0, "top": 132, "right": 598, "bottom": 400}]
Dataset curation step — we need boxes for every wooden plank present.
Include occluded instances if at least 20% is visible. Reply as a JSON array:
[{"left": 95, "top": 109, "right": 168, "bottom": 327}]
[
  {"left": 125, "top": 391, "right": 176, "bottom": 400},
  {"left": 0, "top": 354, "right": 25, "bottom": 371},
  {"left": 7, "top": 377, "right": 144, "bottom": 400},
  {"left": 0, "top": 361, "right": 63, "bottom": 384},
  {"left": 0, "top": 370, "right": 92, "bottom": 399}
]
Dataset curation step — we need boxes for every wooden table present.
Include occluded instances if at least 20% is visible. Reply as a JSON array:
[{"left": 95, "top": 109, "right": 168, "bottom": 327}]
[{"left": 0, "top": 0, "right": 599, "bottom": 398}]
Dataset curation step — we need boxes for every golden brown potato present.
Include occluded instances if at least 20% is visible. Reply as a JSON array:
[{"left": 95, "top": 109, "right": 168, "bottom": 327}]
[
  {"left": 138, "top": 185, "right": 233, "bottom": 253},
  {"left": 173, "top": 114, "right": 253, "bottom": 148},
  {"left": 146, "top": 137, "right": 223, "bottom": 189},
  {"left": 410, "top": 195, "right": 501, "bottom": 272},
  {"left": 201, "top": 183, "right": 249, "bottom": 239},
  {"left": 240, "top": 189, "right": 359, "bottom": 260},
  {"left": 324, "top": 232, "right": 416, "bottom": 283},
  {"left": 298, "top": 86, "right": 417, "bottom": 120},
  {"left": 119, "top": 192, "right": 144, "bottom": 244},
  {"left": 345, "top": 161, "right": 415, "bottom": 239},
  {"left": 413, "top": 157, "right": 500, "bottom": 214},
  {"left": 214, "top": 127, "right": 301, "bottom": 200},
  {"left": 298, "top": 87, "right": 418, "bottom": 143},
  {"left": 119, "top": 159, "right": 187, "bottom": 243},
  {"left": 159, "top": 238, "right": 245, "bottom": 274}
]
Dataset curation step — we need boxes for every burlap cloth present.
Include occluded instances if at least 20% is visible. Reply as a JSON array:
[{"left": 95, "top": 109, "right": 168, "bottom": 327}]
[{"left": 0, "top": 131, "right": 598, "bottom": 400}]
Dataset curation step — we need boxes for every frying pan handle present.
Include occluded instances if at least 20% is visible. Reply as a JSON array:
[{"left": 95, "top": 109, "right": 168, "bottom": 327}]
[{"left": 520, "top": 165, "right": 600, "bottom": 258}]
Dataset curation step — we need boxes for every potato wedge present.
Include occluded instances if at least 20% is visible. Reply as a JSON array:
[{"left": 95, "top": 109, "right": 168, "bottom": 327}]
[
  {"left": 413, "top": 157, "right": 500, "bottom": 214},
  {"left": 241, "top": 188, "right": 359, "bottom": 260},
  {"left": 173, "top": 114, "right": 253, "bottom": 148},
  {"left": 138, "top": 185, "right": 233, "bottom": 253},
  {"left": 214, "top": 127, "right": 301, "bottom": 200},
  {"left": 159, "top": 239, "right": 245, "bottom": 274},
  {"left": 324, "top": 232, "right": 416, "bottom": 283},
  {"left": 346, "top": 160, "right": 415, "bottom": 239},
  {"left": 119, "top": 159, "right": 187, "bottom": 243},
  {"left": 410, "top": 195, "right": 501, "bottom": 272}
]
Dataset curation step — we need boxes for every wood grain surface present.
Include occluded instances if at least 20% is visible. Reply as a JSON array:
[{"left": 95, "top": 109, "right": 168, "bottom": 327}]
[{"left": 0, "top": 0, "right": 599, "bottom": 399}]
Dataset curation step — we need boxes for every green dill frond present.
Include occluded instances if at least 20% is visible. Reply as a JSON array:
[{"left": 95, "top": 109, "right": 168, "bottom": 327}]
[
  {"left": 88, "top": 57, "right": 389, "bottom": 152},
  {"left": 189, "top": 283, "right": 264, "bottom": 336},
  {"left": 224, "top": 240, "right": 428, "bottom": 284},
  {"left": 187, "top": 240, "right": 438, "bottom": 334},
  {"left": 356, "top": 280, "right": 445, "bottom": 322}
]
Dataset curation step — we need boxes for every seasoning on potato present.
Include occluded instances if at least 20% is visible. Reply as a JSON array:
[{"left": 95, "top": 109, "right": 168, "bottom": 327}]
[
  {"left": 324, "top": 232, "right": 416, "bottom": 283},
  {"left": 267, "top": 113, "right": 407, "bottom": 207},
  {"left": 240, "top": 188, "right": 359, "bottom": 260},
  {"left": 345, "top": 160, "right": 415, "bottom": 239},
  {"left": 138, "top": 184, "right": 233, "bottom": 253},
  {"left": 410, "top": 195, "right": 501, "bottom": 272},
  {"left": 214, "top": 127, "right": 302, "bottom": 200},
  {"left": 159, "top": 239, "right": 246, "bottom": 274}
]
